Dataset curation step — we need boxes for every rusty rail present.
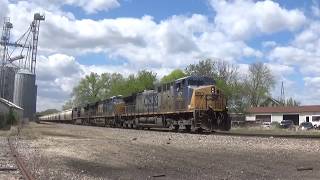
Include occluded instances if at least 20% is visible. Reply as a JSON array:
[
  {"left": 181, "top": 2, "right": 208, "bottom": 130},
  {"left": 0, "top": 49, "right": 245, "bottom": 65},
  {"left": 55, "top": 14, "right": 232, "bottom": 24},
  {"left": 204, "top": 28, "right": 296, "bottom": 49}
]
[{"left": 7, "top": 137, "right": 35, "bottom": 180}]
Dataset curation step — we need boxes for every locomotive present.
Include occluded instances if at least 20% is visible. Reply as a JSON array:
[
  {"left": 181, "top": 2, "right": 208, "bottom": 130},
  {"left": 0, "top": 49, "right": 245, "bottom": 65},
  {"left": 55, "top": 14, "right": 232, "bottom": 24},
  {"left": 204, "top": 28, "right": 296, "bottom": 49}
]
[{"left": 39, "top": 76, "right": 231, "bottom": 132}]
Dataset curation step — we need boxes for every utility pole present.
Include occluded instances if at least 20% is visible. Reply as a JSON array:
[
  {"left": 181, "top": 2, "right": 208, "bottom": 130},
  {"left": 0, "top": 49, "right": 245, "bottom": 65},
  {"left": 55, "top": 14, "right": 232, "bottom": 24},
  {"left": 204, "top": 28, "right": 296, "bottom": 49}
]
[{"left": 280, "top": 81, "right": 285, "bottom": 105}]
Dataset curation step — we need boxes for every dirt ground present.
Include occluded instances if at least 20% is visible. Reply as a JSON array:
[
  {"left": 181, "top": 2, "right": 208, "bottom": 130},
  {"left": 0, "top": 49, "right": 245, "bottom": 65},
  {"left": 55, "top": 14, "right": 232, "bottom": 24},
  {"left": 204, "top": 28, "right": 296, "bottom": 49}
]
[{"left": 12, "top": 122, "right": 320, "bottom": 180}]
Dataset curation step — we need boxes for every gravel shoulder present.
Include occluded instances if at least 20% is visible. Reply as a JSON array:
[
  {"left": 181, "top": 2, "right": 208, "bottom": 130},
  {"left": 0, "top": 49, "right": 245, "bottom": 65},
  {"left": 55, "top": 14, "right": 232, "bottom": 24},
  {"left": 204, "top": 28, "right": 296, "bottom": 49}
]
[
  {"left": 13, "top": 122, "right": 320, "bottom": 180},
  {"left": 0, "top": 133, "right": 23, "bottom": 180}
]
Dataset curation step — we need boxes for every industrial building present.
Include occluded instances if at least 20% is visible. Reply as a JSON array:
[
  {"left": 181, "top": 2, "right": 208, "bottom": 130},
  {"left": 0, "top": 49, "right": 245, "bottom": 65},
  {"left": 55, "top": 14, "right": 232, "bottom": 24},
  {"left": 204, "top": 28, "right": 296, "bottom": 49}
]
[
  {"left": 246, "top": 106, "right": 320, "bottom": 126},
  {"left": 0, "top": 14, "right": 44, "bottom": 120}
]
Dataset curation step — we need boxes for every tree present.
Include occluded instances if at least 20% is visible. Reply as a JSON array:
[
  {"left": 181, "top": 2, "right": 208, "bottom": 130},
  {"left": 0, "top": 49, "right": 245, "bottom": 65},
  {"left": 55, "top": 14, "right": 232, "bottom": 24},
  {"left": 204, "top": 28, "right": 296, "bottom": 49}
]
[
  {"left": 72, "top": 72, "right": 103, "bottom": 106},
  {"left": 62, "top": 99, "right": 74, "bottom": 110},
  {"left": 136, "top": 70, "right": 157, "bottom": 91},
  {"left": 161, "top": 69, "right": 186, "bottom": 83},
  {"left": 244, "top": 62, "right": 275, "bottom": 107},
  {"left": 65, "top": 70, "right": 157, "bottom": 108},
  {"left": 285, "top": 97, "right": 300, "bottom": 107},
  {"left": 185, "top": 59, "right": 215, "bottom": 77}
]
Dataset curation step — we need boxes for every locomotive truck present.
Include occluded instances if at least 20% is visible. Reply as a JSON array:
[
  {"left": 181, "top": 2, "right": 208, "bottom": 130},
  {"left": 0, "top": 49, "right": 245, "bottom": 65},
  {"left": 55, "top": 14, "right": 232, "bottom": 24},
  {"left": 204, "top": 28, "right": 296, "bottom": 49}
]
[{"left": 39, "top": 76, "right": 231, "bottom": 132}]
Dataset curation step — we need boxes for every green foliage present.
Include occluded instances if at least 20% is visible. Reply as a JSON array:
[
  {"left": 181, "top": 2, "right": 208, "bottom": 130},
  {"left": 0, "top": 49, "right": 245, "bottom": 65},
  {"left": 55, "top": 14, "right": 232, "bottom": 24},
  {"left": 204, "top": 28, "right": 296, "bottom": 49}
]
[
  {"left": 285, "top": 97, "right": 300, "bottom": 107},
  {"left": 65, "top": 70, "right": 157, "bottom": 107},
  {"left": 185, "top": 59, "right": 215, "bottom": 77},
  {"left": 72, "top": 72, "right": 102, "bottom": 106},
  {"left": 271, "top": 121, "right": 281, "bottom": 128},
  {"left": 62, "top": 100, "right": 73, "bottom": 110},
  {"left": 7, "top": 108, "right": 18, "bottom": 125},
  {"left": 161, "top": 69, "right": 186, "bottom": 83},
  {"left": 0, "top": 108, "right": 18, "bottom": 129}
]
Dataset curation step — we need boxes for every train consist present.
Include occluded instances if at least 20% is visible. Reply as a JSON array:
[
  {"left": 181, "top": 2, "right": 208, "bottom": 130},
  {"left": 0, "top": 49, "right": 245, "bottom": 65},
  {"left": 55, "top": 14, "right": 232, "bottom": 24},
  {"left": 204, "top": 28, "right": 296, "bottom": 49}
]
[{"left": 39, "top": 76, "right": 231, "bottom": 132}]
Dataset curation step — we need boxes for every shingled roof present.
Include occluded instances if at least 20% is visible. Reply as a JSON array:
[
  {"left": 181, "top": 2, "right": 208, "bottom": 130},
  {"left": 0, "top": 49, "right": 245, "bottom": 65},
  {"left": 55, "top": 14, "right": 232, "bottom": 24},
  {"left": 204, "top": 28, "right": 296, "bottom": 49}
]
[{"left": 247, "top": 105, "right": 320, "bottom": 114}]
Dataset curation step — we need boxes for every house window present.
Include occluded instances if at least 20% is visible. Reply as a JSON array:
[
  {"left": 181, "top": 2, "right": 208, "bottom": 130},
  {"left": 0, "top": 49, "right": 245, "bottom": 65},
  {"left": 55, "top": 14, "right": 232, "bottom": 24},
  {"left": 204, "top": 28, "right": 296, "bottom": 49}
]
[
  {"left": 312, "top": 116, "right": 320, "bottom": 122},
  {"left": 255, "top": 115, "right": 271, "bottom": 123}
]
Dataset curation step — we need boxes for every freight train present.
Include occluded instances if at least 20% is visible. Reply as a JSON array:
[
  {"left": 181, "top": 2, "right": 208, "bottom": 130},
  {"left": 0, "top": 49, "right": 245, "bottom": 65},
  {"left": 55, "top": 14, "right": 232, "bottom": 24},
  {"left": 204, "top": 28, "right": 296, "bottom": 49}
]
[{"left": 39, "top": 76, "right": 231, "bottom": 132}]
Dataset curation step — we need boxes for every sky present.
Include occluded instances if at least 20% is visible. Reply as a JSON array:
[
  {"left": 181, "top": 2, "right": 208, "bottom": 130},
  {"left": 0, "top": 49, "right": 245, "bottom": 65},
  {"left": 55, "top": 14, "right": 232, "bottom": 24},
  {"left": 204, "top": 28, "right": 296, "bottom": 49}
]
[{"left": 1, "top": 0, "right": 320, "bottom": 111}]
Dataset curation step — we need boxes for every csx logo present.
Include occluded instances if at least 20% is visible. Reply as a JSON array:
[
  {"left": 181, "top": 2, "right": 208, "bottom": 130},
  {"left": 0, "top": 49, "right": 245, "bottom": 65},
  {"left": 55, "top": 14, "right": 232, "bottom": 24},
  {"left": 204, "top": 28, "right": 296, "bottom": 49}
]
[{"left": 144, "top": 94, "right": 158, "bottom": 107}]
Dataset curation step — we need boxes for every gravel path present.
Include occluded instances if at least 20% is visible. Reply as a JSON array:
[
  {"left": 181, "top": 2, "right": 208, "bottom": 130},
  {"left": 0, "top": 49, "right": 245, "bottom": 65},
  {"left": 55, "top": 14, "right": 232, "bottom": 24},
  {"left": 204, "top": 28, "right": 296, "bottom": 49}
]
[
  {"left": 0, "top": 136, "right": 22, "bottom": 180},
  {"left": 14, "top": 122, "right": 320, "bottom": 179}
]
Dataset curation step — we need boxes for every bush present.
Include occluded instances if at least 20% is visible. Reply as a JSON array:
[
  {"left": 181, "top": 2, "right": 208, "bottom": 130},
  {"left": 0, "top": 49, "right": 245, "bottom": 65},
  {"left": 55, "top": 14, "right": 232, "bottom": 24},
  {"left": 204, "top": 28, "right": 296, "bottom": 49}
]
[
  {"left": 0, "top": 108, "right": 18, "bottom": 130},
  {"left": 271, "top": 121, "right": 281, "bottom": 128},
  {"left": 7, "top": 108, "right": 18, "bottom": 125},
  {"left": 0, "top": 114, "right": 7, "bottom": 129}
]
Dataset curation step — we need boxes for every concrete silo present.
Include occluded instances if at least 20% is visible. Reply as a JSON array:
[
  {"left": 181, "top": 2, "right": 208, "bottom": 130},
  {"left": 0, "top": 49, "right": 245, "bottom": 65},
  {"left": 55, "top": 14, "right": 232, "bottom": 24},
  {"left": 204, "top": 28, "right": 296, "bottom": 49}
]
[{"left": 13, "top": 69, "right": 37, "bottom": 120}]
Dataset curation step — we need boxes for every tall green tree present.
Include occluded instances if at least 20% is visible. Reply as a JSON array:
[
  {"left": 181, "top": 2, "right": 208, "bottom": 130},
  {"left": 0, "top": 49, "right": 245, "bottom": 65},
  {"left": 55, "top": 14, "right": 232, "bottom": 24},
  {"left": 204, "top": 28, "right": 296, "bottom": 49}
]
[
  {"left": 64, "top": 70, "right": 157, "bottom": 108},
  {"left": 62, "top": 100, "right": 74, "bottom": 110},
  {"left": 285, "top": 97, "right": 300, "bottom": 107},
  {"left": 161, "top": 69, "right": 186, "bottom": 83},
  {"left": 185, "top": 59, "right": 215, "bottom": 77},
  {"left": 136, "top": 70, "right": 157, "bottom": 91},
  {"left": 244, "top": 62, "right": 275, "bottom": 107},
  {"left": 72, "top": 72, "right": 103, "bottom": 106}
]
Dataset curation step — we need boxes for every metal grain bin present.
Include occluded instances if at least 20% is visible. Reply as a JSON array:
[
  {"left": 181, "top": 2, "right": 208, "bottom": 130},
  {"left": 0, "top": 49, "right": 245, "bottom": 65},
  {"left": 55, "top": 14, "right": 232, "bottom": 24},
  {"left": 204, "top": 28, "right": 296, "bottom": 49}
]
[
  {"left": 0, "top": 65, "right": 16, "bottom": 102},
  {"left": 13, "top": 69, "right": 37, "bottom": 120}
]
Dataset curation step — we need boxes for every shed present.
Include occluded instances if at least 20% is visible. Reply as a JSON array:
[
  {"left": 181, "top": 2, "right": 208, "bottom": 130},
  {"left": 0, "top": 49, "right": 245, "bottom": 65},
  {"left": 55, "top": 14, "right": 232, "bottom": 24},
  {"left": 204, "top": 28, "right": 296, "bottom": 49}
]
[{"left": 0, "top": 98, "right": 23, "bottom": 127}]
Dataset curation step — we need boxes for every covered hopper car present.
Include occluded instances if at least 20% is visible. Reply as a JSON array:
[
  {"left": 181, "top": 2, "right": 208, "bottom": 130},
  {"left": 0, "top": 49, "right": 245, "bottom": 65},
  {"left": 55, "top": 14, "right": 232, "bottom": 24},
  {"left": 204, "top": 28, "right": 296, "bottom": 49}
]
[{"left": 39, "top": 76, "right": 231, "bottom": 132}]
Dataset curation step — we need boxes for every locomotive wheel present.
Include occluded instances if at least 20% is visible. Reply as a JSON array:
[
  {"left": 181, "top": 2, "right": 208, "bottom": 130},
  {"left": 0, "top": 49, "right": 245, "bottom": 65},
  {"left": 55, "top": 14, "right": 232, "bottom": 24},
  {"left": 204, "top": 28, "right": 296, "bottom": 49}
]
[
  {"left": 173, "top": 125, "right": 179, "bottom": 131},
  {"left": 218, "top": 113, "right": 231, "bottom": 131},
  {"left": 196, "top": 128, "right": 203, "bottom": 133},
  {"left": 222, "top": 113, "right": 231, "bottom": 131},
  {"left": 185, "top": 125, "right": 191, "bottom": 132}
]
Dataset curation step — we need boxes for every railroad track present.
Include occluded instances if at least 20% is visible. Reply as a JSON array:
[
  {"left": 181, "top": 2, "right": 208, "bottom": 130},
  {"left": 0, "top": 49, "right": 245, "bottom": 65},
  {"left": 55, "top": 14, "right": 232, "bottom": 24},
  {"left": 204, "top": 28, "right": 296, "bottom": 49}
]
[
  {"left": 0, "top": 136, "right": 34, "bottom": 180},
  {"left": 43, "top": 121, "right": 320, "bottom": 139}
]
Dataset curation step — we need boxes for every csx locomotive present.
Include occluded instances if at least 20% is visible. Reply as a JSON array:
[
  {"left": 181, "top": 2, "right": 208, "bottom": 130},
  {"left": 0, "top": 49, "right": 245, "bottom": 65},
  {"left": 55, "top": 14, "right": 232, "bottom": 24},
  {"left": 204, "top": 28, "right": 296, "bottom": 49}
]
[{"left": 39, "top": 76, "right": 231, "bottom": 132}]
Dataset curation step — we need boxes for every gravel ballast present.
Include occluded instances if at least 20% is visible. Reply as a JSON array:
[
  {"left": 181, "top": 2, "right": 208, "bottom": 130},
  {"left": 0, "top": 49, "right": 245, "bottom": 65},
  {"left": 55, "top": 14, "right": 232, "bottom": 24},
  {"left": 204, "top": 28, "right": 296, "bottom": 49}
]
[{"left": 11, "top": 122, "right": 320, "bottom": 179}]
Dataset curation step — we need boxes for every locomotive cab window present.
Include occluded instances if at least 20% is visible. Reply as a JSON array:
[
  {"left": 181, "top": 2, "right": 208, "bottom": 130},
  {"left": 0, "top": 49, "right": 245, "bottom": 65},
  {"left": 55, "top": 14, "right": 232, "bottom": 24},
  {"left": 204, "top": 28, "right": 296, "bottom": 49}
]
[{"left": 176, "top": 83, "right": 182, "bottom": 92}]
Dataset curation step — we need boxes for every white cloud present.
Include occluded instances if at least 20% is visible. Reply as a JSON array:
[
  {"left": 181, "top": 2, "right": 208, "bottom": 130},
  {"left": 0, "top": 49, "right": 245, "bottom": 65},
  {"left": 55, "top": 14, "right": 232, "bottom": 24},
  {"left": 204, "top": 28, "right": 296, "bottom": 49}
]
[
  {"left": 8, "top": 2, "right": 262, "bottom": 70},
  {"left": 210, "top": 0, "right": 306, "bottom": 40},
  {"left": 262, "top": 41, "right": 277, "bottom": 48},
  {"left": 36, "top": 54, "right": 84, "bottom": 110},
  {"left": 0, "top": 0, "right": 8, "bottom": 20},
  {"left": 312, "top": 0, "right": 320, "bottom": 17}
]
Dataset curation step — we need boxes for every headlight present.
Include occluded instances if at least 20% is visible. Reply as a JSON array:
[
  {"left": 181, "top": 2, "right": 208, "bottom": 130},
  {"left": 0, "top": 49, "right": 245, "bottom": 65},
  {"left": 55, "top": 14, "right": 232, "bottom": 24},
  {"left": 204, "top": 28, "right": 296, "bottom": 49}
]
[{"left": 211, "top": 87, "right": 215, "bottom": 93}]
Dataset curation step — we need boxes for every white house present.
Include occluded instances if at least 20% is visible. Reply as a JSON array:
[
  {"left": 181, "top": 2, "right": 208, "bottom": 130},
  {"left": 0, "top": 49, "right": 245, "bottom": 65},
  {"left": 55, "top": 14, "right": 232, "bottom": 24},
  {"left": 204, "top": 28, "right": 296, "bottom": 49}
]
[{"left": 246, "top": 106, "right": 320, "bottom": 127}]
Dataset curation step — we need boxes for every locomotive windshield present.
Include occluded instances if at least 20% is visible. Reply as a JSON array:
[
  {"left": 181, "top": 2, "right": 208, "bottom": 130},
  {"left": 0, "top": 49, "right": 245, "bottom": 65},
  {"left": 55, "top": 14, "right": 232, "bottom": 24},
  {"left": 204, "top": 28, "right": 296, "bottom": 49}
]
[{"left": 188, "top": 80, "right": 204, "bottom": 86}]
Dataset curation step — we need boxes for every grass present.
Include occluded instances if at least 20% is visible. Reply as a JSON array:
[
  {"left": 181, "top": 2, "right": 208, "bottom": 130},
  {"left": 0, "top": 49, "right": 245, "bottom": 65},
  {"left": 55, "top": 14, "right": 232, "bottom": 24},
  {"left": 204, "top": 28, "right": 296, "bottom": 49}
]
[{"left": 229, "top": 126, "right": 320, "bottom": 137}]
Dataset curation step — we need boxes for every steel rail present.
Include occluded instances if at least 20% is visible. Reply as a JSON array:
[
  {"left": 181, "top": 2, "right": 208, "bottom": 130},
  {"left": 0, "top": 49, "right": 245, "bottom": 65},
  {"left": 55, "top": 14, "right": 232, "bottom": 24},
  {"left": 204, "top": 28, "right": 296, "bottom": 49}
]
[{"left": 7, "top": 137, "right": 35, "bottom": 180}]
